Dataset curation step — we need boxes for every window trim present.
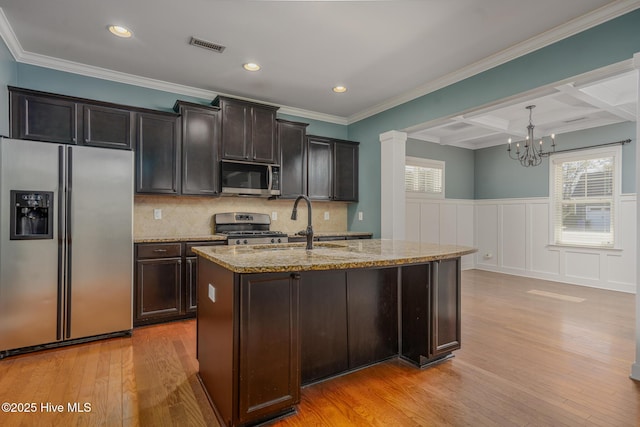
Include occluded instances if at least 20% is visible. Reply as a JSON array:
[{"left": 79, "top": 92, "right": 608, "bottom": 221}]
[
  {"left": 405, "top": 156, "right": 445, "bottom": 199},
  {"left": 548, "top": 145, "right": 622, "bottom": 249}
]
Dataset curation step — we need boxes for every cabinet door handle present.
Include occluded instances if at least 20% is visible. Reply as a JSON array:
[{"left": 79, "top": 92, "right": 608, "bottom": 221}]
[
  {"left": 291, "top": 273, "right": 301, "bottom": 280},
  {"left": 153, "top": 249, "right": 168, "bottom": 253}
]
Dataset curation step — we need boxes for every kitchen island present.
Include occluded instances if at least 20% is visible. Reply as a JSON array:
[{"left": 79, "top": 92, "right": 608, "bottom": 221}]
[{"left": 192, "top": 240, "right": 476, "bottom": 427}]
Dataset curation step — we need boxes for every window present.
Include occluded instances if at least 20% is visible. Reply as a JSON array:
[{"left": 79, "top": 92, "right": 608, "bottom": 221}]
[
  {"left": 405, "top": 157, "right": 444, "bottom": 198},
  {"left": 550, "top": 146, "right": 621, "bottom": 248}
]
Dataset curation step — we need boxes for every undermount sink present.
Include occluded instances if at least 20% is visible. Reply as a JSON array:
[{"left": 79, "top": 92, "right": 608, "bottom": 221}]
[{"left": 252, "top": 242, "right": 347, "bottom": 251}]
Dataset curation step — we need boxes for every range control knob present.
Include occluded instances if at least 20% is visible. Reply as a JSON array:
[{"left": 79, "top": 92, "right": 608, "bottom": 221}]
[
  {"left": 277, "top": 238, "right": 282, "bottom": 243},
  {"left": 243, "top": 239, "right": 248, "bottom": 245},
  {"left": 235, "top": 239, "right": 241, "bottom": 245}
]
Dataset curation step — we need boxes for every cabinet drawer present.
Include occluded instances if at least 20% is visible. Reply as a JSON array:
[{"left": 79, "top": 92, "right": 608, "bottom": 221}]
[
  {"left": 185, "top": 241, "right": 225, "bottom": 256},
  {"left": 136, "top": 243, "right": 182, "bottom": 259}
]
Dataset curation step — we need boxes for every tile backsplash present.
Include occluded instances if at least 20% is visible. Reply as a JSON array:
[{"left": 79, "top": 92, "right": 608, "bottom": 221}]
[{"left": 134, "top": 195, "right": 348, "bottom": 238}]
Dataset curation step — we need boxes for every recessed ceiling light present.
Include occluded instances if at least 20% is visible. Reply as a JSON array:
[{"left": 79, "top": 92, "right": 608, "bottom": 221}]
[
  {"left": 332, "top": 86, "right": 347, "bottom": 93},
  {"left": 108, "top": 25, "right": 133, "bottom": 38},
  {"left": 243, "top": 63, "right": 261, "bottom": 72}
]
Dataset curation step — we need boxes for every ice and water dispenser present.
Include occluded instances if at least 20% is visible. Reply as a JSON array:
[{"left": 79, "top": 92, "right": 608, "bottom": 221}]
[{"left": 10, "top": 190, "right": 54, "bottom": 240}]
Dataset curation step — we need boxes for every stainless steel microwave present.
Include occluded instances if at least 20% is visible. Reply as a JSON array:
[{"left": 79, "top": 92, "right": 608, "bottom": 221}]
[{"left": 220, "top": 160, "right": 281, "bottom": 196}]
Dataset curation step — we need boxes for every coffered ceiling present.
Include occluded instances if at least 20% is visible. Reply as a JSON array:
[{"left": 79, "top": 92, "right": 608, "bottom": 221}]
[
  {"left": 0, "top": 0, "right": 638, "bottom": 132},
  {"left": 406, "top": 69, "right": 638, "bottom": 149}
]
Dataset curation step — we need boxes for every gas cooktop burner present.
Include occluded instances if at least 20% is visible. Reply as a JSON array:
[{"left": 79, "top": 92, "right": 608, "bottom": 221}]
[{"left": 213, "top": 212, "right": 289, "bottom": 245}]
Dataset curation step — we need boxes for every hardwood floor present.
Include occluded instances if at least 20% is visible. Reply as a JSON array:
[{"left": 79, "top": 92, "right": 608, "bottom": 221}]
[{"left": 0, "top": 270, "right": 638, "bottom": 426}]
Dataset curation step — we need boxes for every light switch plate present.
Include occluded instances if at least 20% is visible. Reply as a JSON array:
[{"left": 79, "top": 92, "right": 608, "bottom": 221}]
[
  {"left": 208, "top": 284, "right": 216, "bottom": 302},
  {"left": 358, "top": 211, "right": 363, "bottom": 221},
  {"left": 272, "top": 211, "right": 278, "bottom": 221},
  {"left": 153, "top": 208, "right": 162, "bottom": 220},
  {"left": 324, "top": 211, "right": 330, "bottom": 220}
]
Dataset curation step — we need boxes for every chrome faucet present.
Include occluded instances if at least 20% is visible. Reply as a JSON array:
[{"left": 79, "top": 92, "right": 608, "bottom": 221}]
[{"left": 291, "top": 195, "right": 314, "bottom": 250}]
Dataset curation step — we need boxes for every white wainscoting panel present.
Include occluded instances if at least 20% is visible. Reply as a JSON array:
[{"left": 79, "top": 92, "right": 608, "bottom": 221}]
[
  {"left": 405, "top": 195, "right": 636, "bottom": 293},
  {"left": 405, "top": 198, "right": 476, "bottom": 270},
  {"left": 565, "top": 251, "right": 601, "bottom": 280},
  {"left": 405, "top": 201, "right": 421, "bottom": 243},
  {"left": 529, "top": 202, "right": 561, "bottom": 275},
  {"left": 421, "top": 203, "right": 440, "bottom": 244},
  {"left": 439, "top": 204, "right": 457, "bottom": 245},
  {"left": 501, "top": 204, "right": 527, "bottom": 271},
  {"left": 474, "top": 195, "right": 637, "bottom": 293},
  {"left": 476, "top": 204, "right": 498, "bottom": 268}
]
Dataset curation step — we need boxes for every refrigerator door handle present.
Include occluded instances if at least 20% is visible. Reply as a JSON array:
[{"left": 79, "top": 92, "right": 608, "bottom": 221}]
[
  {"left": 57, "top": 146, "right": 65, "bottom": 341},
  {"left": 65, "top": 146, "right": 73, "bottom": 339}
]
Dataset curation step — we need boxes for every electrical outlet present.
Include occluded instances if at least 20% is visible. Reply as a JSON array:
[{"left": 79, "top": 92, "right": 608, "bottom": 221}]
[
  {"left": 358, "top": 211, "right": 363, "bottom": 221},
  {"left": 208, "top": 284, "right": 216, "bottom": 303},
  {"left": 271, "top": 211, "right": 278, "bottom": 221},
  {"left": 153, "top": 209, "right": 162, "bottom": 220},
  {"left": 324, "top": 211, "right": 330, "bottom": 220}
]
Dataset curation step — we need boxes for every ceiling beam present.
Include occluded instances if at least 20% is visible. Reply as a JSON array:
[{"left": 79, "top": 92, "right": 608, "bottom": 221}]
[{"left": 555, "top": 83, "right": 636, "bottom": 121}]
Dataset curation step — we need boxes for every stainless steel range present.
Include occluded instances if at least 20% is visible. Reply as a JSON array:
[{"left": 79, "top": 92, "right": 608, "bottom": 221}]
[{"left": 214, "top": 212, "right": 288, "bottom": 245}]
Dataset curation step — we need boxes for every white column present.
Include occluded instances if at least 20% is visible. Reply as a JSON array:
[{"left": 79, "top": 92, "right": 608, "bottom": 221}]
[
  {"left": 380, "top": 130, "right": 407, "bottom": 240},
  {"left": 632, "top": 52, "right": 640, "bottom": 382}
]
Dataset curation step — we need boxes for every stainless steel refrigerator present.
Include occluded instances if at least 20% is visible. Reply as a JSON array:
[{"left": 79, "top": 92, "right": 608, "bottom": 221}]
[{"left": 0, "top": 137, "right": 133, "bottom": 356}]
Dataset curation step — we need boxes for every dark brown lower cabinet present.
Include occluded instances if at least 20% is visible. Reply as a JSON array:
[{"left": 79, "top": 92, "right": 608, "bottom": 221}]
[
  {"left": 300, "top": 271, "right": 348, "bottom": 384},
  {"left": 238, "top": 273, "right": 300, "bottom": 424},
  {"left": 347, "top": 268, "right": 398, "bottom": 369},
  {"left": 300, "top": 268, "right": 398, "bottom": 385},
  {"left": 134, "top": 241, "right": 224, "bottom": 326},
  {"left": 197, "top": 260, "right": 300, "bottom": 427},
  {"left": 401, "top": 258, "right": 461, "bottom": 366}
]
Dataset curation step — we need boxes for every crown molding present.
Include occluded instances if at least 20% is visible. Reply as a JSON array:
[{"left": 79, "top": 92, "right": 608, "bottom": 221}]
[
  {"left": 0, "top": 8, "right": 347, "bottom": 126},
  {"left": 347, "top": 0, "right": 640, "bottom": 124}
]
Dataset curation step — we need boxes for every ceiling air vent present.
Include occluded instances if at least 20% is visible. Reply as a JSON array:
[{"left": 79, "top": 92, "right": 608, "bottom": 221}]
[
  {"left": 563, "top": 116, "right": 587, "bottom": 123},
  {"left": 189, "top": 37, "right": 226, "bottom": 53}
]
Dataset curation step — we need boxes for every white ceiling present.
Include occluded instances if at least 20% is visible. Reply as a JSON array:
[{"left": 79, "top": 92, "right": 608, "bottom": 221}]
[{"left": 0, "top": 0, "right": 638, "bottom": 134}]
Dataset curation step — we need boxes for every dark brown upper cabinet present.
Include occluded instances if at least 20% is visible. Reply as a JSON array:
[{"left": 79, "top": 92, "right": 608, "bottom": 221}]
[
  {"left": 277, "top": 119, "right": 309, "bottom": 199},
  {"left": 135, "top": 112, "right": 181, "bottom": 194},
  {"left": 83, "top": 104, "right": 135, "bottom": 150},
  {"left": 212, "top": 96, "right": 279, "bottom": 164},
  {"left": 9, "top": 87, "right": 134, "bottom": 150},
  {"left": 307, "top": 135, "right": 359, "bottom": 202},
  {"left": 174, "top": 101, "right": 221, "bottom": 196}
]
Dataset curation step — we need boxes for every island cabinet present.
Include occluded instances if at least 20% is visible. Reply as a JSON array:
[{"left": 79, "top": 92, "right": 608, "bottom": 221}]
[
  {"left": 194, "top": 240, "right": 473, "bottom": 426},
  {"left": 277, "top": 119, "right": 309, "bottom": 198},
  {"left": 197, "top": 261, "right": 300, "bottom": 427},
  {"left": 9, "top": 86, "right": 134, "bottom": 149},
  {"left": 401, "top": 258, "right": 461, "bottom": 366},
  {"left": 174, "top": 101, "right": 221, "bottom": 196},
  {"left": 212, "top": 96, "right": 280, "bottom": 164},
  {"left": 299, "top": 268, "right": 397, "bottom": 384},
  {"left": 307, "top": 135, "right": 359, "bottom": 202}
]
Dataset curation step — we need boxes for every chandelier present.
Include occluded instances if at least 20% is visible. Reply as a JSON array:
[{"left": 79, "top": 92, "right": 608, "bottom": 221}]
[{"left": 507, "top": 105, "right": 556, "bottom": 167}]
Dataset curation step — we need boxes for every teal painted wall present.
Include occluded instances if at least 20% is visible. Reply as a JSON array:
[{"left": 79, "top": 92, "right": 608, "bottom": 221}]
[
  {"left": 474, "top": 122, "right": 636, "bottom": 199},
  {"left": 0, "top": 40, "right": 17, "bottom": 136},
  {"left": 277, "top": 113, "right": 347, "bottom": 140},
  {"left": 347, "top": 9, "right": 640, "bottom": 236},
  {"left": 16, "top": 63, "right": 211, "bottom": 112},
  {"left": 406, "top": 139, "right": 474, "bottom": 199}
]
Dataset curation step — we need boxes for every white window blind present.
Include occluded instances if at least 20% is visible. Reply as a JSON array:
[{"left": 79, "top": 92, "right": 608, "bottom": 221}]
[
  {"left": 551, "top": 147, "right": 620, "bottom": 248},
  {"left": 405, "top": 157, "right": 444, "bottom": 198}
]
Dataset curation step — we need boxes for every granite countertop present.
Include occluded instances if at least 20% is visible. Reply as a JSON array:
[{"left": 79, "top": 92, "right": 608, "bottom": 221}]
[
  {"left": 134, "top": 231, "right": 373, "bottom": 244},
  {"left": 134, "top": 235, "right": 228, "bottom": 243},
  {"left": 191, "top": 239, "right": 477, "bottom": 273}
]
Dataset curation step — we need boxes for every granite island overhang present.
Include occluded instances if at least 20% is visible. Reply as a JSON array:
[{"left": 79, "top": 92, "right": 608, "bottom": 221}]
[{"left": 192, "top": 239, "right": 477, "bottom": 427}]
